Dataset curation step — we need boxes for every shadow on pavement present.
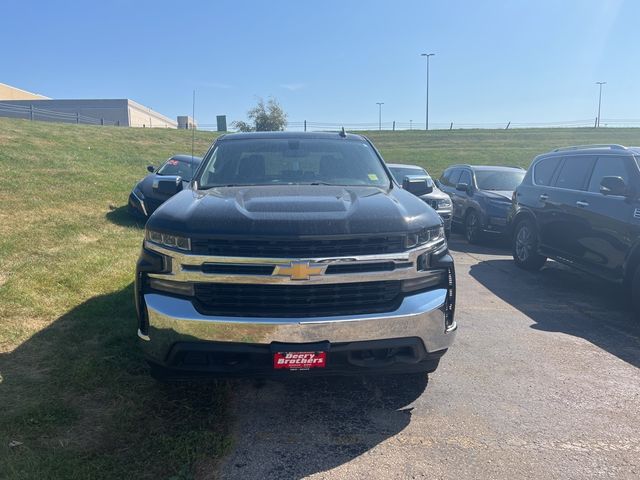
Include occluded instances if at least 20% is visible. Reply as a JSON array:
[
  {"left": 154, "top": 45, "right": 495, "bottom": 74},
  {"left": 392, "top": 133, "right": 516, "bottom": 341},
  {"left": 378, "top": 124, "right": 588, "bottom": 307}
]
[
  {"left": 468, "top": 258, "right": 640, "bottom": 369},
  {"left": 447, "top": 233, "right": 510, "bottom": 255},
  {"left": 217, "top": 373, "right": 428, "bottom": 479}
]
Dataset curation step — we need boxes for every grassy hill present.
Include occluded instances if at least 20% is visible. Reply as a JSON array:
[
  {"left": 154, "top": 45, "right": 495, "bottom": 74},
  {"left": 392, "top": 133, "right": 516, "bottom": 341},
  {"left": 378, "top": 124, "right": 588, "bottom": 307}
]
[
  {"left": 1, "top": 118, "right": 640, "bottom": 479},
  {"left": 364, "top": 127, "right": 640, "bottom": 177},
  {"left": 0, "top": 119, "right": 225, "bottom": 479}
]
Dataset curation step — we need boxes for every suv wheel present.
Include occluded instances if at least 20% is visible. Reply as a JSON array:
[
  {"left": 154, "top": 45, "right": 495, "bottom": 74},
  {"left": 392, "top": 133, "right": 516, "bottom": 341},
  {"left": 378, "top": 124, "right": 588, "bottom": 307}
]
[
  {"left": 465, "top": 210, "right": 482, "bottom": 244},
  {"left": 512, "top": 218, "right": 546, "bottom": 271}
]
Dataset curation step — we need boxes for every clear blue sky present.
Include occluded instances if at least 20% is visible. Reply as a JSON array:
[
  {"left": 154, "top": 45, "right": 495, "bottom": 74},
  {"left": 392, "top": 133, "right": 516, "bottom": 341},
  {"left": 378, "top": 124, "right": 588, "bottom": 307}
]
[{"left": 2, "top": 0, "right": 638, "bottom": 128}]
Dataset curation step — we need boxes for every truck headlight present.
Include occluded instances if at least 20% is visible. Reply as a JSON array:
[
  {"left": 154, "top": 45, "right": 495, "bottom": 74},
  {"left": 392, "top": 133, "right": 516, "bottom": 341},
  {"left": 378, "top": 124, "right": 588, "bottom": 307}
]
[
  {"left": 145, "top": 229, "right": 191, "bottom": 251},
  {"left": 406, "top": 225, "right": 446, "bottom": 248},
  {"left": 436, "top": 198, "right": 451, "bottom": 209},
  {"left": 133, "top": 185, "right": 145, "bottom": 198}
]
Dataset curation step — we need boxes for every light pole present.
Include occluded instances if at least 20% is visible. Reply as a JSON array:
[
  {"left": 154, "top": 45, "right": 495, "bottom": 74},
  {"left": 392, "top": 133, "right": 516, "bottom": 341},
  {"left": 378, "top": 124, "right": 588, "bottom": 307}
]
[
  {"left": 376, "top": 102, "right": 384, "bottom": 131},
  {"left": 596, "top": 81, "right": 606, "bottom": 128},
  {"left": 421, "top": 53, "right": 435, "bottom": 130}
]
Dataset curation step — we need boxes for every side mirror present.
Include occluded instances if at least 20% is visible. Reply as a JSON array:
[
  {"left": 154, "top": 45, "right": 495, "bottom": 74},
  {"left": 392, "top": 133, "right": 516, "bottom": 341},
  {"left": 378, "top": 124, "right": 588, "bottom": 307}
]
[
  {"left": 147, "top": 165, "right": 155, "bottom": 173},
  {"left": 456, "top": 182, "right": 470, "bottom": 193},
  {"left": 600, "top": 176, "right": 627, "bottom": 196},
  {"left": 403, "top": 176, "right": 433, "bottom": 196},
  {"left": 153, "top": 176, "right": 183, "bottom": 195}
]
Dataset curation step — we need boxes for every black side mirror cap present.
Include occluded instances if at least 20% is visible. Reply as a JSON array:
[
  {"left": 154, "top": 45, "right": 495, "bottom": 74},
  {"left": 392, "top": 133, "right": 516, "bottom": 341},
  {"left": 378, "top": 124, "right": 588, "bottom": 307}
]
[
  {"left": 147, "top": 165, "right": 155, "bottom": 173},
  {"left": 600, "top": 176, "right": 627, "bottom": 196},
  {"left": 456, "top": 182, "right": 470, "bottom": 193},
  {"left": 402, "top": 176, "right": 433, "bottom": 196},
  {"left": 153, "top": 176, "right": 183, "bottom": 195}
]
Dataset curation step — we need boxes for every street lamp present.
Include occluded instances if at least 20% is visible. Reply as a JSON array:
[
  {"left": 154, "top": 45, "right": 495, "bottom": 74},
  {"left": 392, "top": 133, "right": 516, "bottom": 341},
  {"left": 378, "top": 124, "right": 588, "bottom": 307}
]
[
  {"left": 596, "top": 81, "right": 606, "bottom": 128},
  {"left": 421, "top": 53, "right": 435, "bottom": 130},
  {"left": 376, "top": 102, "right": 384, "bottom": 131}
]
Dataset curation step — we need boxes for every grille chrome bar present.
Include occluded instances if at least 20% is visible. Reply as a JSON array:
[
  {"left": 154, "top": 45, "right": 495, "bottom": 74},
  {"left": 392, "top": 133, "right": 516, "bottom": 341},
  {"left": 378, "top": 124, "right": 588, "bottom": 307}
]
[{"left": 145, "top": 238, "right": 447, "bottom": 285}]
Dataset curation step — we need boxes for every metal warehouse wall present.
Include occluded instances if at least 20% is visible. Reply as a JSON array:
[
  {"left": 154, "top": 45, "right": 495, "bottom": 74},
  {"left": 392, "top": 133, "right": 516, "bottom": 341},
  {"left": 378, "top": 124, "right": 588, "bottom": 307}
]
[{"left": 0, "top": 99, "right": 177, "bottom": 128}]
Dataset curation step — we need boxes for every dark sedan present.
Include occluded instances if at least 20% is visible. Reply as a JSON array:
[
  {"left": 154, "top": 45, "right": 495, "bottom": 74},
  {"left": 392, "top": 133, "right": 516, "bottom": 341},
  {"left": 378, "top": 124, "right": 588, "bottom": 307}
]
[
  {"left": 438, "top": 164, "right": 525, "bottom": 243},
  {"left": 128, "top": 154, "right": 202, "bottom": 218}
]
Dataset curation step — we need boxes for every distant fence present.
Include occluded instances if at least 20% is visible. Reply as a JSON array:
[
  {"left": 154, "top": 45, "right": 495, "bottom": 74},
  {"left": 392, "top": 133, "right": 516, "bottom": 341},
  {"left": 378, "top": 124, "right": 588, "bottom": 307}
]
[
  {"left": 3, "top": 103, "right": 640, "bottom": 132},
  {"left": 194, "top": 118, "right": 640, "bottom": 132},
  {"left": 0, "top": 102, "right": 122, "bottom": 126}
]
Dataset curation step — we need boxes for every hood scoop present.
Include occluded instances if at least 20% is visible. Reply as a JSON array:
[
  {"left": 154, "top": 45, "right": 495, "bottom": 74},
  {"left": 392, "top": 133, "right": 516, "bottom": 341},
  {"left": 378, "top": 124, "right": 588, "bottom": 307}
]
[{"left": 235, "top": 187, "right": 355, "bottom": 214}]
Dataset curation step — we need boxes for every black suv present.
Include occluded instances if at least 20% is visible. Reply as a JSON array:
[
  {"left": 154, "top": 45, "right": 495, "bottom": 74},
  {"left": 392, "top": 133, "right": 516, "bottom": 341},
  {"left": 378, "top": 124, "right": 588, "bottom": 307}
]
[
  {"left": 509, "top": 144, "right": 640, "bottom": 313},
  {"left": 438, "top": 165, "right": 525, "bottom": 243}
]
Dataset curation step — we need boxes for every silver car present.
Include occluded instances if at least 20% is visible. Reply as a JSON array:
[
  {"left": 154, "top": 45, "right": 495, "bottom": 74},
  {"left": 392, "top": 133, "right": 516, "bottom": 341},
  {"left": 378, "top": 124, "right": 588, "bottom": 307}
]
[{"left": 388, "top": 163, "right": 453, "bottom": 235}]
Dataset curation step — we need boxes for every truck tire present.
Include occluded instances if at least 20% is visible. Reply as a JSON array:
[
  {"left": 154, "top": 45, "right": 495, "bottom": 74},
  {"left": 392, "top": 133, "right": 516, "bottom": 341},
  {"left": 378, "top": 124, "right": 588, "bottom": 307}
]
[{"left": 512, "top": 218, "right": 546, "bottom": 271}]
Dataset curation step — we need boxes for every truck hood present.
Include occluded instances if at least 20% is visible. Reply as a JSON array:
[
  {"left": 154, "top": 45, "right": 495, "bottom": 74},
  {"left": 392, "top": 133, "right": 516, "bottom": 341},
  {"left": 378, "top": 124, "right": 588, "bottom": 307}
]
[{"left": 147, "top": 185, "right": 442, "bottom": 237}]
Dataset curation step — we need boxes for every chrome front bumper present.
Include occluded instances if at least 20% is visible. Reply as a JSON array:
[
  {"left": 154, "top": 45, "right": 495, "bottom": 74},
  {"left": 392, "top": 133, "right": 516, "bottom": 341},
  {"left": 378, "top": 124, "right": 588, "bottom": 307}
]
[{"left": 139, "top": 288, "right": 456, "bottom": 364}]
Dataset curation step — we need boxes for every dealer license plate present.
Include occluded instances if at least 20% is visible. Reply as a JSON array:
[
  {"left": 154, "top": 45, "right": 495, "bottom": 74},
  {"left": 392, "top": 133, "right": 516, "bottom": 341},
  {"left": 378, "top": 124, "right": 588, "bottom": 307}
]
[{"left": 273, "top": 351, "right": 327, "bottom": 370}]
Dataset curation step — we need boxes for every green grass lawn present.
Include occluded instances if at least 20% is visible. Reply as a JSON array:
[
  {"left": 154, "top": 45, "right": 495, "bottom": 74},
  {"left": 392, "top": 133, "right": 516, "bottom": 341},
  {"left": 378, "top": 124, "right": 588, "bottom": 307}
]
[
  {"left": 1, "top": 119, "right": 640, "bottom": 479},
  {"left": 0, "top": 119, "right": 229, "bottom": 479},
  {"left": 364, "top": 127, "right": 640, "bottom": 178}
]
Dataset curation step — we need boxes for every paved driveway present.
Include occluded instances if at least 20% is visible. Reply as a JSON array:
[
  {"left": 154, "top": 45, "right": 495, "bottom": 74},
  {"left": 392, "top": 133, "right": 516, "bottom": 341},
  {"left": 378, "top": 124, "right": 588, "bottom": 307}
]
[{"left": 214, "top": 236, "right": 640, "bottom": 479}]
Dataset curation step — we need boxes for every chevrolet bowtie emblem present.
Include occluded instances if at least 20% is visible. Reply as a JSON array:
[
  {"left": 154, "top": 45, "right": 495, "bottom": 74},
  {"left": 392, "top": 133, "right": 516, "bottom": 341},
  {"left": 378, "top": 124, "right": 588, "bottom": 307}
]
[{"left": 273, "top": 261, "right": 326, "bottom": 280}]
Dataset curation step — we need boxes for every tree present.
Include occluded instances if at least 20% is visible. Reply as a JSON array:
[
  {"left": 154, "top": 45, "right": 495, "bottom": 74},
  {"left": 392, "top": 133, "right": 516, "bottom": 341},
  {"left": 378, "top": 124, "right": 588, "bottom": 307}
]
[{"left": 232, "top": 97, "right": 288, "bottom": 132}]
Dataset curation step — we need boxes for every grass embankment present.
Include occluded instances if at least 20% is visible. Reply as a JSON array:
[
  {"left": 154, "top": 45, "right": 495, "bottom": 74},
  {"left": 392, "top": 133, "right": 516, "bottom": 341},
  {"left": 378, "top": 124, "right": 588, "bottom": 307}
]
[
  {"left": 365, "top": 127, "right": 640, "bottom": 177},
  {"left": 0, "top": 119, "right": 227, "bottom": 479},
  {"left": 1, "top": 119, "right": 640, "bottom": 479}
]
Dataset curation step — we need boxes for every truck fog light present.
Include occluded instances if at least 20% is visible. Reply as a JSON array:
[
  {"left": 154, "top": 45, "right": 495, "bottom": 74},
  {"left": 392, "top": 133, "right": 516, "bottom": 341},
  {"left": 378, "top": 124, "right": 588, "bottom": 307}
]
[
  {"left": 148, "top": 278, "right": 194, "bottom": 296},
  {"left": 401, "top": 271, "right": 446, "bottom": 293}
]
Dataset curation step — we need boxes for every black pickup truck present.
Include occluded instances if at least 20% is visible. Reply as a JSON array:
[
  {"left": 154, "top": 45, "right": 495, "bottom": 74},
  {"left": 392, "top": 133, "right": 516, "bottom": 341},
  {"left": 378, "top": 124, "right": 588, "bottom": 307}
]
[{"left": 134, "top": 131, "right": 457, "bottom": 379}]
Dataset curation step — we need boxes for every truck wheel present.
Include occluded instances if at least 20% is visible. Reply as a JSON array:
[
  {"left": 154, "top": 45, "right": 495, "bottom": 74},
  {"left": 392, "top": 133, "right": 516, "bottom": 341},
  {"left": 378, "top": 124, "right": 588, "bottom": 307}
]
[
  {"left": 464, "top": 210, "right": 482, "bottom": 244},
  {"left": 512, "top": 218, "right": 546, "bottom": 271},
  {"left": 631, "top": 266, "right": 640, "bottom": 317}
]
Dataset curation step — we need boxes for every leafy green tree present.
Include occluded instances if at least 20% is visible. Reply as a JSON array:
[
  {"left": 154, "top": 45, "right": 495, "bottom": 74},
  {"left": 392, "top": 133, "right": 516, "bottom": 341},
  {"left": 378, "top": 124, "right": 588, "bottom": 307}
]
[{"left": 232, "top": 97, "right": 288, "bottom": 132}]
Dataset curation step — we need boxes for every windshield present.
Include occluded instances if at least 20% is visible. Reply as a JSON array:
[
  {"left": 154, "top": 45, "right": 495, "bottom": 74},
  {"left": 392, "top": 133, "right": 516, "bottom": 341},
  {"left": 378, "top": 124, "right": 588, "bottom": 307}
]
[
  {"left": 197, "top": 138, "right": 391, "bottom": 188},
  {"left": 389, "top": 166, "right": 434, "bottom": 187},
  {"left": 475, "top": 170, "right": 525, "bottom": 191},
  {"left": 157, "top": 158, "right": 199, "bottom": 182}
]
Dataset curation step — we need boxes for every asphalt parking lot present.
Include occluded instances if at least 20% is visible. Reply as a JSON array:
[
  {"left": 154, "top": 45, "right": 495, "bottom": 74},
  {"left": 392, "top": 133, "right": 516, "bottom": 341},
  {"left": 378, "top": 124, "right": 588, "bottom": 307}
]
[{"left": 214, "top": 235, "right": 640, "bottom": 480}]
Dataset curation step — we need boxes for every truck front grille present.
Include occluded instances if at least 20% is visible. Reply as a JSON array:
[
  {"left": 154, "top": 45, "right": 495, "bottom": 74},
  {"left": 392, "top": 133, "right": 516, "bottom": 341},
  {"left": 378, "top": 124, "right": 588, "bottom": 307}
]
[
  {"left": 192, "top": 280, "right": 402, "bottom": 317},
  {"left": 190, "top": 236, "right": 406, "bottom": 258}
]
